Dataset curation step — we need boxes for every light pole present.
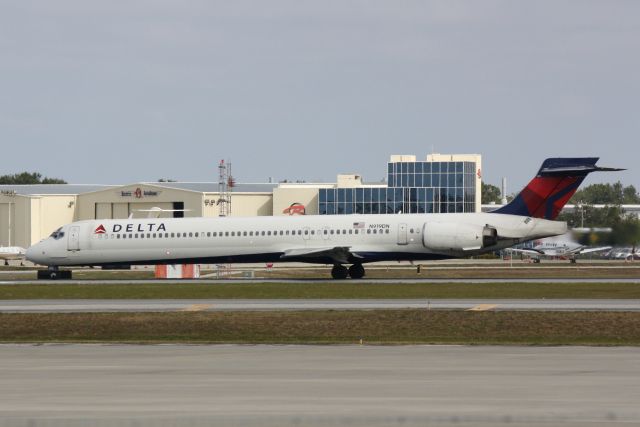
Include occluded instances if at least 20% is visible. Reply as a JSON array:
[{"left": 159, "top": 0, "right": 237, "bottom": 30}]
[{"left": 577, "top": 201, "right": 584, "bottom": 228}]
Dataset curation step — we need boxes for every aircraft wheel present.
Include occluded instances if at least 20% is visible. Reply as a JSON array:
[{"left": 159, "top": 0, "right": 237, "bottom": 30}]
[
  {"left": 570, "top": 259, "right": 577, "bottom": 264},
  {"left": 533, "top": 258, "right": 541, "bottom": 264},
  {"left": 348, "top": 263, "right": 365, "bottom": 279},
  {"left": 331, "top": 264, "right": 349, "bottom": 280}
]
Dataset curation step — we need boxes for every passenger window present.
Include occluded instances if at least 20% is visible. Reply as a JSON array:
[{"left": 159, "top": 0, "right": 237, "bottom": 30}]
[
  {"left": 324, "top": 230, "right": 328, "bottom": 235},
  {"left": 410, "top": 229, "right": 414, "bottom": 234},
  {"left": 135, "top": 234, "right": 139, "bottom": 238},
  {"left": 355, "top": 230, "right": 359, "bottom": 235},
  {"left": 304, "top": 230, "right": 308, "bottom": 235},
  {"left": 195, "top": 232, "right": 199, "bottom": 237},
  {"left": 261, "top": 231, "right": 265, "bottom": 236},
  {"left": 367, "top": 230, "right": 371, "bottom": 234},
  {"left": 330, "top": 230, "right": 334, "bottom": 235},
  {"left": 279, "top": 231, "right": 283, "bottom": 236},
  {"left": 147, "top": 233, "right": 151, "bottom": 238},
  {"left": 123, "top": 234, "right": 127, "bottom": 239},
  {"left": 311, "top": 230, "right": 315, "bottom": 235},
  {"left": 267, "top": 231, "right": 271, "bottom": 236},
  {"left": 285, "top": 231, "right": 289, "bottom": 236},
  {"left": 373, "top": 229, "right": 377, "bottom": 234},
  {"left": 298, "top": 230, "right": 302, "bottom": 235},
  {"left": 225, "top": 232, "right": 229, "bottom": 237},
  {"left": 349, "top": 230, "right": 352, "bottom": 234},
  {"left": 243, "top": 231, "right": 247, "bottom": 236},
  {"left": 189, "top": 232, "right": 193, "bottom": 237},
  {"left": 231, "top": 232, "right": 235, "bottom": 236},
  {"left": 129, "top": 234, "right": 133, "bottom": 239},
  {"left": 386, "top": 229, "right": 390, "bottom": 234},
  {"left": 117, "top": 234, "right": 121, "bottom": 239}
]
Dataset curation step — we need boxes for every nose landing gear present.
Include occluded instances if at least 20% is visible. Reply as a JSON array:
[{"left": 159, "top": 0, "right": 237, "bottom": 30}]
[
  {"left": 37, "top": 266, "right": 72, "bottom": 280},
  {"left": 331, "top": 263, "right": 365, "bottom": 280}
]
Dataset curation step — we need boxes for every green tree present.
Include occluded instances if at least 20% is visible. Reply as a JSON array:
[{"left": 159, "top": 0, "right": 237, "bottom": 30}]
[
  {"left": 570, "top": 181, "right": 640, "bottom": 205},
  {"left": 481, "top": 182, "right": 502, "bottom": 204},
  {"left": 0, "top": 172, "right": 66, "bottom": 184}
]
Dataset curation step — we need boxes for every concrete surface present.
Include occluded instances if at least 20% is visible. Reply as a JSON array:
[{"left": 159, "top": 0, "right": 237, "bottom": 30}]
[
  {"left": 0, "top": 344, "right": 638, "bottom": 426},
  {"left": 2, "top": 298, "right": 640, "bottom": 312}
]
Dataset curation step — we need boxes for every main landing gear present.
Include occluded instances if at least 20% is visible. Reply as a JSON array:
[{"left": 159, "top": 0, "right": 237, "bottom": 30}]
[{"left": 331, "top": 263, "right": 365, "bottom": 280}]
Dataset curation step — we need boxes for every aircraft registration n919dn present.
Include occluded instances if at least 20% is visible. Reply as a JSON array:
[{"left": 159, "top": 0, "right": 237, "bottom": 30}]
[{"left": 26, "top": 158, "right": 623, "bottom": 279}]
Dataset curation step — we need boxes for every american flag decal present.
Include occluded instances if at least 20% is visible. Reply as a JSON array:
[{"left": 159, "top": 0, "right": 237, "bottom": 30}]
[{"left": 353, "top": 222, "right": 365, "bottom": 229}]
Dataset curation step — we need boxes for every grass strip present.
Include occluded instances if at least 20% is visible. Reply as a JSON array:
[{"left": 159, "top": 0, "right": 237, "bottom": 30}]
[
  {"left": 1, "top": 282, "right": 640, "bottom": 299},
  {"left": 2, "top": 311, "right": 640, "bottom": 345}
]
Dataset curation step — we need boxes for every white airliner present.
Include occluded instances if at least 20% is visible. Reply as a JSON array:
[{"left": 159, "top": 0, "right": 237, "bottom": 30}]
[
  {"left": 26, "top": 158, "right": 622, "bottom": 279},
  {"left": 0, "top": 246, "right": 26, "bottom": 265}
]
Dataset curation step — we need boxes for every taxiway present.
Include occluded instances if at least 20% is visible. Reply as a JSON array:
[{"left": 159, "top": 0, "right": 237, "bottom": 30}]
[
  {"left": 2, "top": 298, "right": 640, "bottom": 312},
  {"left": 0, "top": 344, "right": 638, "bottom": 426}
]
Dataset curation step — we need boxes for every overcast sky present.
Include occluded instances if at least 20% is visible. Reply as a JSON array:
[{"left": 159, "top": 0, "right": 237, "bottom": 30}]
[{"left": 1, "top": 1, "right": 638, "bottom": 191}]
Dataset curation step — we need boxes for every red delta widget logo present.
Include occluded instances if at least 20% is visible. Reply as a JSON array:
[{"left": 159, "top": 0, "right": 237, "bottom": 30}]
[
  {"left": 282, "top": 203, "right": 306, "bottom": 215},
  {"left": 94, "top": 225, "right": 106, "bottom": 234}
]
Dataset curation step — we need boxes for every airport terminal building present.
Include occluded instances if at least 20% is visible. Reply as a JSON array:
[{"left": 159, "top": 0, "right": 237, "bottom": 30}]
[{"left": 0, "top": 154, "right": 482, "bottom": 247}]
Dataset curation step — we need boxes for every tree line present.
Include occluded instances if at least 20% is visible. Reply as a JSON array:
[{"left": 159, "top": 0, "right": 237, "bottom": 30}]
[{"left": 0, "top": 172, "right": 67, "bottom": 185}]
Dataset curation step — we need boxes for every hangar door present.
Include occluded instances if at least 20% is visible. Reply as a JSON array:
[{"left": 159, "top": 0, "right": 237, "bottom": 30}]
[
  {"left": 95, "top": 203, "right": 112, "bottom": 219},
  {"left": 0, "top": 203, "right": 14, "bottom": 246},
  {"left": 128, "top": 202, "right": 174, "bottom": 218}
]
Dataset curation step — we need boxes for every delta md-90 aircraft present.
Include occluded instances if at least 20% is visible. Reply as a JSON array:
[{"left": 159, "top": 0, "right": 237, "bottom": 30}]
[{"left": 26, "top": 158, "right": 622, "bottom": 279}]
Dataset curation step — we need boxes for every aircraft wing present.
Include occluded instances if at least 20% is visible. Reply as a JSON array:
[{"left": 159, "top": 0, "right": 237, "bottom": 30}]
[
  {"left": 280, "top": 247, "right": 364, "bottom": 264},
  {"left": 576, "top": 246, "right": 612, "bottom": 255}
]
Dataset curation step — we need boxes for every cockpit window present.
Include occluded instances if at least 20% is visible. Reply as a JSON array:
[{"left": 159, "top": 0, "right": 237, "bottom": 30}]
[{"left": 50, "top": 227, "right": 65, "bottom": 240}]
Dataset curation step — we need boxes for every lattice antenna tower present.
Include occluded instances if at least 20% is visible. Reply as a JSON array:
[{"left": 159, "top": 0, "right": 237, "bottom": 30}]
[{"left": 217, "top": 159, "right": 233, "bottom": 217}]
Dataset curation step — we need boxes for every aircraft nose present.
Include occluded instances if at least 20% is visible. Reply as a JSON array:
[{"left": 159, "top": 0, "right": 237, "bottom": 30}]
[{"left": 26, "top": 244, "right": 44, "bottom": 265}]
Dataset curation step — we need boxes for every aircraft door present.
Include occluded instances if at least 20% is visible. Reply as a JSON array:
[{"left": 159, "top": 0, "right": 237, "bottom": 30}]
[
  {"left": 397, "top": 223, "right": 408, "bottom": 245},
  {"left": 67, "top": 226, "right": 80, "bottom": 251}
]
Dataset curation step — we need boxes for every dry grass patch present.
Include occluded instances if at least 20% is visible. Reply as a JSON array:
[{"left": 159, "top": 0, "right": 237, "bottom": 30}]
[{"left": 2, "top": 311, "right": 640, "bottom": 345}]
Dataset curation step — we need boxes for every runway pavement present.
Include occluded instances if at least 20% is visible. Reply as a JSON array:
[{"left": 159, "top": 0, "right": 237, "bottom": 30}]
[
  {"left": 0, "top": 344, "right": 638, "bottom": 426},
  {"left": 2, "top": 298, "right": 640, "bottom": 312},
  {"left": 2, "top": 277, "right": 640, "bottom": 285}
]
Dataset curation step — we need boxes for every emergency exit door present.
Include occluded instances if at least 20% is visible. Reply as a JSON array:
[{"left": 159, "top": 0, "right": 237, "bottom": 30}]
[
  {"left": 397, "top": 223, "right": 408, "bottom": 245},
  {"left": 67, "top": 226, "right": 80, "bottom": 251}
]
